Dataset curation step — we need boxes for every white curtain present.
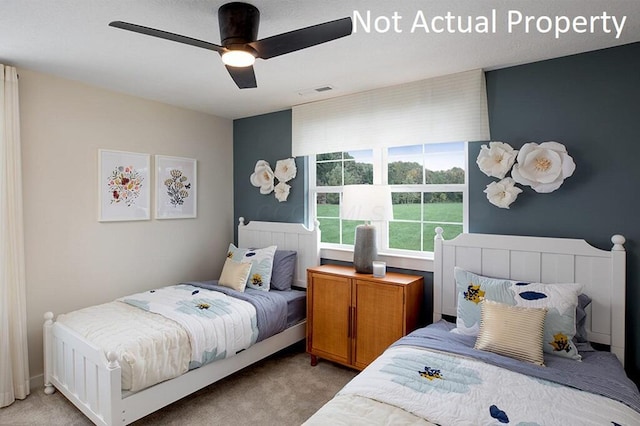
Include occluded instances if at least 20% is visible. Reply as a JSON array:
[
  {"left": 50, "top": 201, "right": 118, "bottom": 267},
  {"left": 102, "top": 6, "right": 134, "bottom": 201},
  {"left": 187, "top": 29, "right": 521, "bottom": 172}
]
[
  {"left": 292, "top": 69, "right": 490, "bottom": 157},
  {"left": 0, "top": 64, "right": 29, "bottom": 408}
]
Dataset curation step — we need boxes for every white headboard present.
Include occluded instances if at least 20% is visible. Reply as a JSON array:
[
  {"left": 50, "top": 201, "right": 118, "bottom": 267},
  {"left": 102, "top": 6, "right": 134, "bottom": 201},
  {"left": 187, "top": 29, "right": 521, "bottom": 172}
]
[
  {"left": 237, "top": 218, "right": 320, "bottom": 289},
  {"left": 433, "top": 228, "right": 627, "bottom": 365}
]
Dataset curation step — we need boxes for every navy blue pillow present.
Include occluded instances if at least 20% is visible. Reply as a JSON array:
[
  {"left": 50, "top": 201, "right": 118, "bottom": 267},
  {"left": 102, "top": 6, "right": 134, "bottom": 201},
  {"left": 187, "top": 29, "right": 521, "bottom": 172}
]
[
  {"left": 270, "top": 250, "right": 297, "bottom": 291},
  {"left": 575, "top": 293, "right": 592, "bottom": 343}
]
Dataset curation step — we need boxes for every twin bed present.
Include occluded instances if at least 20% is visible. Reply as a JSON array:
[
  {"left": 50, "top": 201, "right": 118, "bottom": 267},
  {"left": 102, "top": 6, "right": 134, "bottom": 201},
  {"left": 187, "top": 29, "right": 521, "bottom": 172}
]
[
  {"left": 43, "top": 219, "right": 320, "bottom": 426},
  {"left": 44, "top": 220, "right": 640, "bottom": 425},
  {"left": 305, "top": 228, "right": 640, "bottom": 425}
]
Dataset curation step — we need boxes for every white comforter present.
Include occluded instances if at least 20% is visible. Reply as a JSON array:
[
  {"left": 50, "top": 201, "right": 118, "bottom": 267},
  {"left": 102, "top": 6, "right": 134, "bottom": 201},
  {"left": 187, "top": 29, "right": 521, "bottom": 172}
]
[
  {"left": 119, "top": 284, "right": 258, "bottom": 368},
  {"left": 305, "top": 345, "right": 640, "bottom": 425},
  {"left": 57, "top": 301, "right": 189, "bottom": 391},
  {"left": 57, "top": 284, "right": 258, "bottom": 392}
]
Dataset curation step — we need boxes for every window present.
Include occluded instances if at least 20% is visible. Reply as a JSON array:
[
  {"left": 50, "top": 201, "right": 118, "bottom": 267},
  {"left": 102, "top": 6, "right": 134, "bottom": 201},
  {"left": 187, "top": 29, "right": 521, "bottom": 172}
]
[
  {"left": 311, "top": 142, "right": 467, "bottom": 254},
  {"left": 315, "top": 150, "right": 373, "bottom": 245}
]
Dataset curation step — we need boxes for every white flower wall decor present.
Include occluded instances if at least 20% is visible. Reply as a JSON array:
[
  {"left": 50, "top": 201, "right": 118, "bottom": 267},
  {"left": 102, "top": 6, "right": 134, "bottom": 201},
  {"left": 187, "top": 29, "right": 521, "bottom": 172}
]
[
  {"left": 484, "top": 178, "right": 522, "bottom": 209},
  {"left": 274, "top": 158, "right": 297, "bottom": 183},
  {"left": 250, "top": 160, "right": 275, "bottom": 194},
  {"left": 477, "top": 141, "right": 518, "bottom": 179},
  {"left": 511, "top": 142, "right": 576, "bottom": 193},
  {"left": 477, "top": 141, "right": 576, "bottom": 208},
  {"left": 274, "top": 182, "right": 291, "bottom": 202},
  {"left": 249, "top": 158, "right": 297, "bottom": 202}
]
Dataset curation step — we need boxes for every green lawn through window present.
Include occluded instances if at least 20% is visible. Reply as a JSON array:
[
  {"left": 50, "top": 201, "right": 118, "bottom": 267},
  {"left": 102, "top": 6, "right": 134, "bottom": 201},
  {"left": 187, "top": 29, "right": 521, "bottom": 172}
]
[{"left": 317, "top": 202, "right": 463, "bottom": 251}]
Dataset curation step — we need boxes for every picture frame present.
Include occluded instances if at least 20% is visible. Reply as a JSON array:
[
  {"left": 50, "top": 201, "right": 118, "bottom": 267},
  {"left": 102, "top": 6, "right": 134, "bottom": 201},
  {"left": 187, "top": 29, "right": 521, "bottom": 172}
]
[
  {"left": 98, "top": 149, "right": 151, "bottom": 222},
  {"left": 155, "top": 155, "right": 197, "bottom": 219}
]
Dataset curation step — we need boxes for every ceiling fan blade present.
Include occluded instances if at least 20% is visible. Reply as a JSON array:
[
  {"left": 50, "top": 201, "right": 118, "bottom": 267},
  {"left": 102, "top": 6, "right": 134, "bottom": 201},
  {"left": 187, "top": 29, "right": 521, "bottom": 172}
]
[
  {"left": 225, "top": 65, "right": 257, "bottom": 89},
  {"left": 109, "top": 21, "right": 224, "bottom": 53},
  {"left": 250, "top": 17, "right": 352, "bottom": 60}
]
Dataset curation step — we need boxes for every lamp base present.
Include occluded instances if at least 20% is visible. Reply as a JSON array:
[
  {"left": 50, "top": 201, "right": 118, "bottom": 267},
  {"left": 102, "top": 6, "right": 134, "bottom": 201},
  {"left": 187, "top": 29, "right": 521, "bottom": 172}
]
[{"left": 353, "top": 224, "right": 377, "bottom": 274}]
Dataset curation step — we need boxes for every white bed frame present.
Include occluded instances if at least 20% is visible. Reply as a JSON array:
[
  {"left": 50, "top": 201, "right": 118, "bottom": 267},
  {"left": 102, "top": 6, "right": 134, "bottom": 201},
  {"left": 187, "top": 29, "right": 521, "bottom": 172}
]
[
  {"left": 433, "top": 228, "right": 626, "bottom": 365},
  {"left": 42, "top": 218, "right": 320, "bottom": 426}
]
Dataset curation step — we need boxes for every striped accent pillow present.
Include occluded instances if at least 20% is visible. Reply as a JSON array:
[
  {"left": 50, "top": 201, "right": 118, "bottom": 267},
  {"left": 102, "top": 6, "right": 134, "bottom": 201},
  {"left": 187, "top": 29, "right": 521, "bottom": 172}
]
[{"left": 474, "top": 300, "right": 547, "bottom": 366}]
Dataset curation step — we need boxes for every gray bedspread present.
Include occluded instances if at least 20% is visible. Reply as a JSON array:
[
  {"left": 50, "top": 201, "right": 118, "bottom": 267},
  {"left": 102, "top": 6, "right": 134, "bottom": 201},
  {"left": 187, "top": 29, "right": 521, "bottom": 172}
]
[
  {"left": 393, "top": 321, "right": 640, "bottom": 413},
  {"left": 185, "top": 281, "right": 288, "bottom": 342}
]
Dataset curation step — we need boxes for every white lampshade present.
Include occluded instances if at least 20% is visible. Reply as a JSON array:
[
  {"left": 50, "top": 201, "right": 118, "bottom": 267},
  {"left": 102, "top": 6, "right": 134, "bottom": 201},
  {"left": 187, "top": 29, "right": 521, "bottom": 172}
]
[{"left": 341, "top": 185, "right": 393, "bottom": 222}]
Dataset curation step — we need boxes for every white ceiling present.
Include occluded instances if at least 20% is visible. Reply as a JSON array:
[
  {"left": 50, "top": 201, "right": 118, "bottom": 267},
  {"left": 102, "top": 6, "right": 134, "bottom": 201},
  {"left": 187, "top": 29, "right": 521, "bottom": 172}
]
[{"left": 2, "top": 0, "right": 639, "bottom": 120}]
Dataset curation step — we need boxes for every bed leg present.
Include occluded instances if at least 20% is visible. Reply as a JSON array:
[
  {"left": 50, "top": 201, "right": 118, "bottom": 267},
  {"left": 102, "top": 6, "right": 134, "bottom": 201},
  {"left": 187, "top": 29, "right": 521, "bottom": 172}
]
[
  {"left": 310, "top": 354, "right": 318, "bottom": 366},
  {"left": 44, "top": 383, "right": 55, "bottom": 395}
]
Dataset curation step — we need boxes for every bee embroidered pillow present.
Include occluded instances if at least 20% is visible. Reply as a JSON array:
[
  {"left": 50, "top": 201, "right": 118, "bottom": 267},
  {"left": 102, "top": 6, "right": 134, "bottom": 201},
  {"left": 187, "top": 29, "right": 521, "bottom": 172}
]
[
  {"left": 227, "top": 244, "right": 277, "bottom": 291},
  {"left": 454, "top": 267, "right": 584, "bottom": 361},
  {"left": 510, "top": 281, "right": 583, "bottom": 360},
  {"left": 454, "top": 267, "right": 514, "bottom": 336}
]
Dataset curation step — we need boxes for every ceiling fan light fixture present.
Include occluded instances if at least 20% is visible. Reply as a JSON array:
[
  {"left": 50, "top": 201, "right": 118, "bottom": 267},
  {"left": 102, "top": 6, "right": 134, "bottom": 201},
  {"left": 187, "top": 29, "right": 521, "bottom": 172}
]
[
  {"left": 221, "top": 49, "right": 256, "bottom": 67},
  {"left": 109, "top": 2, "right": 353, "bottom": 88}
]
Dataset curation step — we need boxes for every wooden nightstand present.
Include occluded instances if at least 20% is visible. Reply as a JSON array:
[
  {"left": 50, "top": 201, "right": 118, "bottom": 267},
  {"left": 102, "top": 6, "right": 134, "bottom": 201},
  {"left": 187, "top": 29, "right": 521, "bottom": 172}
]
[{"left": 306, "top": 264, "right": 423, "bottom": 370}]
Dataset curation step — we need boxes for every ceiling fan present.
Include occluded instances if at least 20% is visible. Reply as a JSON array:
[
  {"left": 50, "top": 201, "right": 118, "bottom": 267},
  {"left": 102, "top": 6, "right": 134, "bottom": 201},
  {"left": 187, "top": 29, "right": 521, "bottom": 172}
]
[{"left": 109, "top": 2, "right": 353, "bottom": 89}]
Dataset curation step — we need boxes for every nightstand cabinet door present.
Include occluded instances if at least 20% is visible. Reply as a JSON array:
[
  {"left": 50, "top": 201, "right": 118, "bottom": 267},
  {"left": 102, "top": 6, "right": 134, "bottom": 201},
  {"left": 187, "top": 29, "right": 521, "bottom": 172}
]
[
  {"left": 307, "top": 272, "right": 351, "bottom": 365},
  {"left": 353, "top": 279, "right": 404, "bottom": 369}
]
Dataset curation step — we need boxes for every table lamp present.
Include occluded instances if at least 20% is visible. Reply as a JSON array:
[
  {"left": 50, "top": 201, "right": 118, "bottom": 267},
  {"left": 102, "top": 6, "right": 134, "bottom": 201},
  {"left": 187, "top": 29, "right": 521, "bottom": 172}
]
[{"left": 341, "top": 185, "right": 393, "bottom": 273}]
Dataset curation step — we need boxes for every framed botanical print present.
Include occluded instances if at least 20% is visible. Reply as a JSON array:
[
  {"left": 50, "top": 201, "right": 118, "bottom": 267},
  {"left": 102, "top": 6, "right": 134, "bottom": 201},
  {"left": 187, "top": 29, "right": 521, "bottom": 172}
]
[
  {"left": 155, "top": 155, "right": 197, "bottom": 219},
  {"left": 98, "top": 149, "right": 151, "bottom": 221}
]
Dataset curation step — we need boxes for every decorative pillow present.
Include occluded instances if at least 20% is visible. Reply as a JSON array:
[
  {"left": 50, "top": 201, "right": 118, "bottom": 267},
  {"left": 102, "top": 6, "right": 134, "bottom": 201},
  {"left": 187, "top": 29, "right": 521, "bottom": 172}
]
[
  {"left": 575, "top": 293, "right": 592, "bottom": 343},
  {"left": 218, "top": 258, "right": 252, "bottom": 292},
  {"left": 454, "top": 267, "right": 584, "bottom": 360},
  {"left": 454, "top": 267, "right": 513, "bottom": 336},
  {"left": 227, "top": 244, "right": 277, "bottom": 291},
  {"left": 510, "top": 281, "right": 583, "bottom": 360},
  {"left": 475, "top": 300, "right": 547, "bottom": 366},
  {"left": 270, "top": 250, "right": 297, "bottom": 291}
]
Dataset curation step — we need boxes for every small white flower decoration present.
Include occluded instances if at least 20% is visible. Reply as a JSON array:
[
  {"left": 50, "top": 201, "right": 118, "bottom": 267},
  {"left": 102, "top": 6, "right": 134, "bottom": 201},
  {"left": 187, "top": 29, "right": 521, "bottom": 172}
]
[
  {"left": 511, "top": 141, "right": 575, "bottom": 193},
  {"left": 250, "top": 160, "right": 275, "bottom": 194},
  {"left": 274, "top": 182, "right": 291, "bottom": 202},
  {"left": 484, "top": 177, "right": 522, "bottom": 209},
  {"left": 476, "top": 141, "right": 518, "bottom": 179},
  {"left": 274, "top": 158, "right": 297, "bottom": 183}
]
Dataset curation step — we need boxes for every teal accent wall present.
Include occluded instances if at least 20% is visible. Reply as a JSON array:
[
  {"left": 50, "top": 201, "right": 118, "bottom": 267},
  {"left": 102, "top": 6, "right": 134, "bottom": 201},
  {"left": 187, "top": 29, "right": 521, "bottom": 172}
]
[
  {"left": 233, "top": 42, "right": 640, "bottom": 382},
  {"left": 476, "top": 41, "right": 640, "bottom": 382},
  {"left": 233, "top": 109, "right": 307, "bottom": 242}
]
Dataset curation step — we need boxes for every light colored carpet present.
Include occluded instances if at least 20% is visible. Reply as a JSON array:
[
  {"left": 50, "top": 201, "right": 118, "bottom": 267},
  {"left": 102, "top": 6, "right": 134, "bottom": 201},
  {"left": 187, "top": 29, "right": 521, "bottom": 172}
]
[{"left": 0, "top": 342, "right": 357, "bottom": 426}]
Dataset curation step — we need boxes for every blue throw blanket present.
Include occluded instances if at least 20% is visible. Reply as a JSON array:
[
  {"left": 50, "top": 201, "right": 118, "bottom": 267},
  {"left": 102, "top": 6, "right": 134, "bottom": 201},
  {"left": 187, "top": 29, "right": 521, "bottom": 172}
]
[
  {"left": 393, "top": 321, "right": 640, "bottom": 413},
  {"left": 185, "top": 281, "right": 288, "bottom": 342}
]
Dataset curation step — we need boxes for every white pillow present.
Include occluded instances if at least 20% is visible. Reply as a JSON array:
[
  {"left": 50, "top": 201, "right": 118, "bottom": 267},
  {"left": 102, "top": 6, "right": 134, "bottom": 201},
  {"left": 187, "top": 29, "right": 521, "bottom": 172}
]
[
  {"left": 218, "top": 258, "right": 252, "bottom": 292},
  {"left": 227, "top": 244, "right": 277, "bottom": 291},
  {"left": 474, "top": 300, "right": 547, "bottom": 366}
]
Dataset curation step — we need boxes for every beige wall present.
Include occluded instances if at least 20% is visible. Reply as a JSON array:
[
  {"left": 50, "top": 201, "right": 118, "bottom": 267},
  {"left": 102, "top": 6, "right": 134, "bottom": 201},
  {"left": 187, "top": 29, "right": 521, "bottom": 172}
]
[{"left": 18, "top": 69, "right": 234, "bottom": 382}]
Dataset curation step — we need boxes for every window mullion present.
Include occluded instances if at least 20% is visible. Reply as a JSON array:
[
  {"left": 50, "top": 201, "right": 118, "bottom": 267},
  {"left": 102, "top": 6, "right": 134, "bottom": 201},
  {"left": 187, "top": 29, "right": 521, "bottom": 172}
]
[{"left": 375, "top": 148, "right": 390, "bottom": 251}]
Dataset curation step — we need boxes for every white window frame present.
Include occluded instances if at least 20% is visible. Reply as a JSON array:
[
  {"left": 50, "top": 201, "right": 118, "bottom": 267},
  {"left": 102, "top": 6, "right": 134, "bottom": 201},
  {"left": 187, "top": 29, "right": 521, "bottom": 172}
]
[{"left": 309, "top": 143, "right": 469, "bottom": 271}]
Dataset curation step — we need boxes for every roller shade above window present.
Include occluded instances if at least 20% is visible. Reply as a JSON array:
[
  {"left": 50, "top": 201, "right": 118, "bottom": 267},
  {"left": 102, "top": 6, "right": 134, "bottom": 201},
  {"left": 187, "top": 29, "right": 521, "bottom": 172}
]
[{"left": 292, "top": 69, "right": 490, "bottom": 157}]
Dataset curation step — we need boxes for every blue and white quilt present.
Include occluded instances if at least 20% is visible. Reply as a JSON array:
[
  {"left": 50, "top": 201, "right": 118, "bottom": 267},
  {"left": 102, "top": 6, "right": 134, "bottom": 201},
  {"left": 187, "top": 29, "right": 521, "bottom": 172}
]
[
  {"left": 120, "top": 284, "right": 258, "bottom": 369},
  {"left": 312, "top": 323, "right": 640, "bottom": 426}
]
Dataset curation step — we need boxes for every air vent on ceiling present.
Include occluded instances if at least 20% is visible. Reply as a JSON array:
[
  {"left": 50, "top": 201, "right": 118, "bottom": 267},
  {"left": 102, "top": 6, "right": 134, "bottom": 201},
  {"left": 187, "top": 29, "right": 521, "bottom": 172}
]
[{"left": 298, "top": 85, "right": 335, "bottom": 96}]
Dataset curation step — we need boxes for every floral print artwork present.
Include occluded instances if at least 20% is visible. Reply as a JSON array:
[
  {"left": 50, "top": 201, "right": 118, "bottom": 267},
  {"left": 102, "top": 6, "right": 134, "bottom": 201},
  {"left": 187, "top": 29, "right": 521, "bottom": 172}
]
[
  {"left": 164, "top": 169, "right": 191, "bottom": 207},
  {"left": 107, "top": 165, "right": 143, "bottom": 207},
  {"left": 155, "top": 156, "right": 197, "bottom": 219}
]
